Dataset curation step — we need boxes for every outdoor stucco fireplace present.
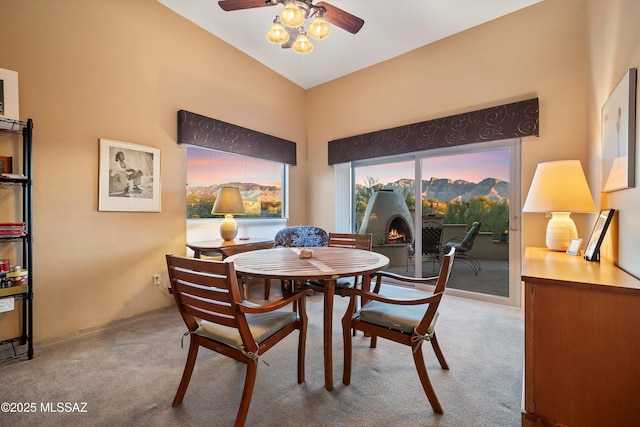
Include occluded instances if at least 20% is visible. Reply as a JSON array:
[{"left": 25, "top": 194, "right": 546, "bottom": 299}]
[{"left": 359, "top": 189, "right": 414, "bottom": 245}]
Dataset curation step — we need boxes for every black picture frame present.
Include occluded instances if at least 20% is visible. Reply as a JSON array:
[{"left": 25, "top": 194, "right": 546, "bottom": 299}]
[{"left": 584, "top": 209, "right": 616, "bottom": 261}]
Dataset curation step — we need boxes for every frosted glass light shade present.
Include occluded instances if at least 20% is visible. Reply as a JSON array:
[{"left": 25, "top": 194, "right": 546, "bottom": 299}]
[
  {"left": 523, "top": 160, "right": 596, "bottom": 251},
  {"left": 292, "top": 33, "right": 313, "bottom": 54},
  {"left": 280, "top": 2, "right": 305, "bottom": 28},
  {"left": 307, "top": 17, "right": 330, "bottom": 40},
  {"left": 266, "top": 21, "right": 289, "bottom": 44}
]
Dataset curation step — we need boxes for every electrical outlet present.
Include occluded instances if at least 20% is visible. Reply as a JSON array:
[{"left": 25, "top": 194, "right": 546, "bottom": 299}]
[{"left": 153, "top": 274, "right": 161, "bottom": 286}]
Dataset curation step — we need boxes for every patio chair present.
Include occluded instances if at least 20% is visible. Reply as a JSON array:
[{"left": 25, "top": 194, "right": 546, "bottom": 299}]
[
  {"left": 445, "top": 221, "right": 482, "bottom": 275},
  {"left": 166, "top": 254, "right": 309, "bottom": 427},
  {"left": 219, "top": 241, "right": 275, "bottom": 300},
  {"left": 341, "top": 247, "right": 456, "bottom": 414},
  {"left": 407, "top": 221, "right": 444, "bottom": 273}
]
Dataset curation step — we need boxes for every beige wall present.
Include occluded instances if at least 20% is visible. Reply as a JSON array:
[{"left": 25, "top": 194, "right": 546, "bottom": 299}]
[
  {"left": 307, "top": 0, "right": 589, "bottom": 248},
  {"left": 0, "top": 0, "right": 307, "bottom": 340},
  {"left": 585, "top": 0, "right": 640, "bottom": 276},
  {"left": 1, "top": 0, "right": 638, "bottom": 341}
]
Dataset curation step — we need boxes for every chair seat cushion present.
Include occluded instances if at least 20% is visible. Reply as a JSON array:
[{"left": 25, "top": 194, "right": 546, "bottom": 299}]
[
  {"left": 359, "top": 285, "right": 438, "bottom": 334},
  {"left": 195, "top": 302, "right": 296, "bottom": 350},
  {"left": 308, "top": 277, "right": 356, "bottom": 289}
]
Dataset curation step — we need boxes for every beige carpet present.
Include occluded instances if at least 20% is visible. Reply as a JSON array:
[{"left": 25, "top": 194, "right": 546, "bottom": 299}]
[{"left": 1, "top": 289, "right": 523, "bottom": 426}]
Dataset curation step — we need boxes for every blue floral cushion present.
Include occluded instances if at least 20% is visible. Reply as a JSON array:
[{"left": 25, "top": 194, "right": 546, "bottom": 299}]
[{"left": 274, "top": 226, "right": 329, "bottom": 247}]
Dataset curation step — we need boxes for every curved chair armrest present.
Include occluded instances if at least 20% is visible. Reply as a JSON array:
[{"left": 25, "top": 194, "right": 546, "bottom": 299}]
[
  {"left": 347, "top": 288, "right": 443, "bottom": 306},
  {"left": 371, "top": 271, "right": 438, "bottom": 293},
  {"left": 239, "top": 289, "right": 312, "bottom": 314}
]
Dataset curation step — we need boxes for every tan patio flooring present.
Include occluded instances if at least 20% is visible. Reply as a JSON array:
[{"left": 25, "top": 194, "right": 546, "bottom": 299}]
[{"left": 386, "top": 257, "right": 510, "bottom": 298}]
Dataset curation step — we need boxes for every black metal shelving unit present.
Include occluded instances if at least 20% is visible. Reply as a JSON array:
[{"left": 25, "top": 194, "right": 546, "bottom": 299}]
[{"left": 0, "top": 116, "right": 33, "bottom": 363}]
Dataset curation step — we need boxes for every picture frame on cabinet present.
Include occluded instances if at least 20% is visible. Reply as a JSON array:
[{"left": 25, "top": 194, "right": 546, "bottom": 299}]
[
  {"left": 98, "top": 139, "right": 161, "bottom": 212},
  {"left": 584, "top": 209, "right": 616, "bottom": 262},
  {"left": 566, "top": 238, "right": 582, "bottom": 256},
  {"left": 601, "top": 67, "right": 637, "bottom": 192}
]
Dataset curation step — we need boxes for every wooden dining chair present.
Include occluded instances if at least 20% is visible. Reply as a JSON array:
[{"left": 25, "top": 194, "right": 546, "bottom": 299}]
[
  {"left": 305, "top": 232, "right": 373, "bottom": 294},
  {"left": 341, "top": 247, "right": 455, "bottom": 414},
  {"left": 220, "top": 242, "right": 275, "bottom": 300},
  {"left": 166, "top": 254, "right": 309, "bottom": 427}
]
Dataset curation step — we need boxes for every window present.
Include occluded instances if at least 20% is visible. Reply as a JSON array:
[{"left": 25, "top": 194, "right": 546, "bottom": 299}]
[{"left": 186, "top": 146, "right": 286, "bottom": 219}]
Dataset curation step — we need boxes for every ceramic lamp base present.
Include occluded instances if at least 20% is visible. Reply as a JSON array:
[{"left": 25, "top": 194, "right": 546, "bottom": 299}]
[
  {"left": 219, "top": 214, "right": 238, "bottom": 241},
  {"left": 546, "top": 212, "right": 577, "bottom": 251}
]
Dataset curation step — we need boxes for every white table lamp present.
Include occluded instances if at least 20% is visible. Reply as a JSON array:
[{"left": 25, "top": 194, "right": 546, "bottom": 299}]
[
  {"left": 211, "top": 186, "right": 245, "bottom": 241},
  {"left": 522, "top": 160, "right": 596, "bottom": 251}
]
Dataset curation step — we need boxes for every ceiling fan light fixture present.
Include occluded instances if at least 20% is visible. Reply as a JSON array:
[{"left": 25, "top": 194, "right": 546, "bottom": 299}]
[
  {"left": 266, "top": 17, "right": 290, "bottom": 44},
  {"left": 307, "top": 16, "right": 330, "bottom": 40},
  {"left": 292, "top": 31, "right": 313, "bottom": 54},
  {"left": 280, "top": 1, "right": 305, "bottom": 28}
]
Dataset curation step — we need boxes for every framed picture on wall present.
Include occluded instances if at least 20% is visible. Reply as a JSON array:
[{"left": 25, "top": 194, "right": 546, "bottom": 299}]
[
  {"left": 584, "top": 209, "right": 616, "bottom": 262},
  {"left": 98, "top": 139, "right": 161, "bottom": 212},
  {"left": 0, "top": 68, "right": 19, "bottom": 130},
  {"left": 601, "top": 68, "right": 637, "bottom": 192}
]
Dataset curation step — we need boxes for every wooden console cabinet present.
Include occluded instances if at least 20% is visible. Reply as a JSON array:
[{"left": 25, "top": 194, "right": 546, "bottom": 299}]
[{"left": 521, "top": 248, "right": 640, "bottom": 427}]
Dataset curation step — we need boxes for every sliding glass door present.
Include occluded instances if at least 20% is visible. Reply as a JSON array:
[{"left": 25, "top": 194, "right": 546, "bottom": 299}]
[{"left": 349, "top": 139, "right": 521, "bottom": 306}]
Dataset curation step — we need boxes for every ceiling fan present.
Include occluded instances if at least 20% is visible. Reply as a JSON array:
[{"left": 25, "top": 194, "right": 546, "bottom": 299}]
[{"left": 218, "top": 0, "right": 365, "bottom": 53}]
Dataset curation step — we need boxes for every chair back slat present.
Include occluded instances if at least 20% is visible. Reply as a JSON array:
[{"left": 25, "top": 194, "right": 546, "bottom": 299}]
[
  {"left": 166, "top": 254, "right": 245, "bottom": 331},
  {"left": 328, "top": 233, "right": 372, "bottom": 251}
]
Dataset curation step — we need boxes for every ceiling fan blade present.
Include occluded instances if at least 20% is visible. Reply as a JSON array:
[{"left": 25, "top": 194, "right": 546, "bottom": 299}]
[
  {"left": 218, "top": 0, "right": 271, "bottom": 12},
  {"left": 316, "top": 2, "right": 364, "bottom": 34}
]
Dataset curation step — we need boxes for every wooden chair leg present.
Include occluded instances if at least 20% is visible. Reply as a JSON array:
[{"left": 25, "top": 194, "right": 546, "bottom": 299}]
[
  {"left": 263, "top": 279, "right": 270, "bottom": 300},
  {"left": 369, "top": 336, "right": 377, "bottom": 348},
  {"left": 234, "top": 362, "right": 258, "bottom": 427},
  {"left": 172, "top": 338, "right": 199, "bottom": 406},
  {"left": 412, "top": 347, "right": 443, "bottom": 414},
  {"left": 297, "top": 296, "right": 308, "bottom": 384},
  {"left": 342, "top": 318, "right": 353, "bottom": 385},
  {"left": 430, "top": 333, "right": 449, "bottom": 370}
]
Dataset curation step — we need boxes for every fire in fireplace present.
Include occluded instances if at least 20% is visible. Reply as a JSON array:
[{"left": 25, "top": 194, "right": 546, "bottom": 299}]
[{"left": 359, "top": 189, "right": 414, "bottom": 245}]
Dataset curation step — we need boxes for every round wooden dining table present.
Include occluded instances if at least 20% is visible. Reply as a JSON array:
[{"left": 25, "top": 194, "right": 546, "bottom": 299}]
[{"left": 224, "top": 246, "right": 390, "bottom": 391}]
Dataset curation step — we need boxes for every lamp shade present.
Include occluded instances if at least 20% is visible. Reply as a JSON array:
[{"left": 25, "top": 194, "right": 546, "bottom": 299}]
[
  {"left": 212, "top": 187, "right": 245, "bottom": 215},
  {"left": 280, "top": 1, "right": 305, "bottom": 28},
  {"left": 523, "top": 160, "right": 596, "bottom": 251},
  {"left": 266, "top": 20, "right": 290, "bottom": 44},
  {"left": 292, "top": 33, "right": 313, "bottom": 54},
  {"left": 523, "top": 160, "right": 596, "bottom": 213},
  {"left": 211, "top": 187, "right": 245, "bottom": 241}
]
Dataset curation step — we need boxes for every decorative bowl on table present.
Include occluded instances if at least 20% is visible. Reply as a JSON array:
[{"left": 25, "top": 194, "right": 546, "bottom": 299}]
[{"left": 299, "top": 249, "right": 314, "bottom": 259}]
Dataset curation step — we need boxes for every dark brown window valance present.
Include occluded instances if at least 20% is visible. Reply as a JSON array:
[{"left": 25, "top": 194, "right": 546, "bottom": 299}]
[
  {"left": 327, "top": 98, "right": 539, "bottom": 165},
  {"left": 177, "top": 110, "right": 297, "bottom": 165}
]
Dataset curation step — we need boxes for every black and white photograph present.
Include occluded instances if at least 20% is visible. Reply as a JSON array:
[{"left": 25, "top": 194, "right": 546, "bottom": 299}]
[{"left": 98, "top": 139, "right": 161, "bottom": 212}]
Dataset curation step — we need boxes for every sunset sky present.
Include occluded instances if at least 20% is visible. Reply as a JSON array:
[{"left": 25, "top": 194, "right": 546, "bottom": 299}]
[
  {"left": 355, "top": 149, "right": 510, "bottom": 186},
  {"left": 187, "top": 147, "right": 510, "bottom": 188},
  {"left": 187, "top": 146, "right": 282, "bottom": 187}
]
